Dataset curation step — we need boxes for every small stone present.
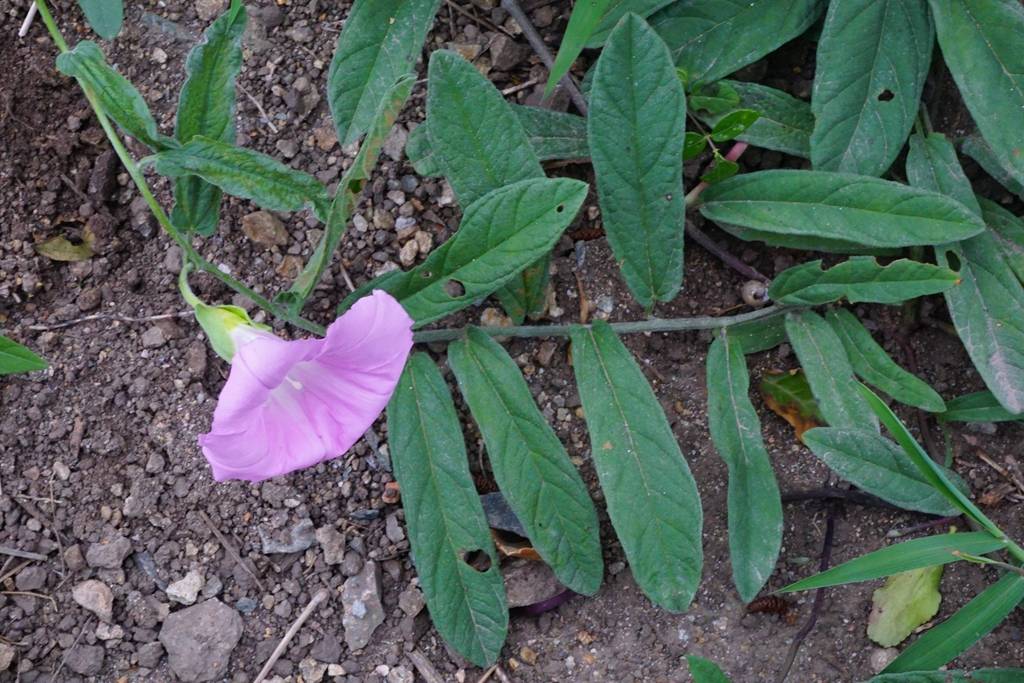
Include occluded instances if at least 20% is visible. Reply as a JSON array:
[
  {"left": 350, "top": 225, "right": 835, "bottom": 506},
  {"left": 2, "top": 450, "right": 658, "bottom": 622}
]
[
  {"left": 299, "top": 657, "right": 328, "bottom": 683},
  {"left": 489, "top": 34, "right": 529, "bottom": 71},
  {"left": 152, "top": 47, "right": 168, "bottom": 65},
  {"left": 503, "top": 558, "right": 565, "bottom": 608},
  {"left": 276, "top": 138, "right": 299, "bottom": 159},
  {"left": 276, "top": 254, "right": 303, "bottom": 279},
  {"left": 242, "top": 211, "right": 288, "bottom": 248},
  {"left": 448, "top": 43, "right": 482, "bottom": 61},
  {"left": 167, "top": 570, "right": 205, "bottom": 605},
  {"left": 86, "top": 534, "right": 132, "bottom": 569},
  {"left": 385, "top": 513, "right": 405, "bottom": 543},
  {"left": 327, "top": 664, "right": 346, "bottom": 677},
  {"left": 65, "top": 644, "right": 105, "bottom": 676},
  {"left": 414, "top": 230, "right": 433, "bottom": 255},
  {"left": 309, "top": 632, "right": 342, "bottom": 664},
  {"left": 536, "top": 341, "right": 558, "bottom": 367},
  {"left": 53, "top": 461, "right": 71, "bottom": 480},
  {"left": 95, "top": 622, "right": 124, "bottom": 640},
  {"left": 287, "top": 25, "right": 314, "bottom": 43},
  {"left": 15, "top": 565, "right": 47, "bottom": 592},
  {"left": 480, "top": 307, "right": 512, "bottom": 329},
  {"left": 388, "top": 666, "right": 414, "bottom": 683},
  {"left": 382, "top": 125, "right": 409, "bottom": 162},
  {"left": 76, "top": 287, "right": 102, "bottom": 312},
  {"left": 259, "top": 518, "right": 316, "bottom": 554},
  {"left": 314, "top": 124, "right": 338, "bottom": 151},
  {"left": 0, "top": 643, "right": 13, "bottom": 671},
  {"left": 519, "top": 646, "right": 538, "bottom": 665},
  {"left": 195, "top": 0, "right": 228, "bottom": 21},
  {"left": 159, "top": 599, "right": 243, "bottom": 682},
  {"left": 398, "top": 586, "right": 424, "bottom": 617},
  {"left": 870, "top": 648, "right": 900, "bottom": 673},
  {"left": 316, "top": 526, "right": 346, "bottom": 565},
  {"left": 64, "top": 544, "right": 86, "bottom": 572},
  {"left": 141, "top": 326, "right": 166, "bottom": 349},
  {"left": 136, "top": 641, "right": 164, "bottom": 668},
  {"left": 342, "top": 562, "right": 385, "bottom": 650},
  {"left": 398, "top": 239, "right": 419, "bottom": 268},
  {"left": 73, "top": 580, "right": 114, "bottom": 622}
]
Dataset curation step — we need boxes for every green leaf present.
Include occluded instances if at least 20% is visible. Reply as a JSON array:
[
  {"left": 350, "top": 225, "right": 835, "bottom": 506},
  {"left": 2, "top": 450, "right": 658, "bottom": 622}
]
[
  {"left": 729, "top": 313, "right": 787, "bottom": 354},
  {"left": 802, "top": 427, "right": 960, "bottom": 515},
  {"left": 0, "top": 336, "right": 47, "bottom": 376},
  {"left": 940, "top": 391, "right": 1024, "bottom": 423},
  {"left": 327, "top": 0, "right": 441, "bottom": 145},
  {"left": 586, "top": 0, "right": 678, "bottom": 47},
  {"left": 35, "top": 234, "right": 94, "bottom": 262},
  {"left": 570, "top": 321, "right": 703, "bottom": 611},
  {"left": 826, "top": 309, "right": 946, "bottom": 413},
  {"left": 689, "top": 81, "right": 740, "bottom": 115},
  {"left": 867, "top": 566, "right": 944, "bottom": 647},
  {"left": 883, "top": 573, "right": 1024, "bottom": 674},
  {"left": 700, "top": 157, "right": 739, "bottom": 184},
  {"left": 712, "top": 225, "right": 902, "bottom": 255},
  {"left": 785, "top": 310, "right": 878, "bottom": 430},
  {"left": 710, "top": 109, "right": 760, "bottom": 142},
  {"left": 781, "top": 532, "right": 1006, "bottom": 593},
  {"left": 405, "top": 123, "right": 442, "bottom": 177},
  {"left": 695, "top": 80, "right": 813, "bottom": 158},
  {"left": 687, "top": 655, "right": 732, "bottom": 683},
  {"left": 145, "top": 137, "right": 331, "bottom": 220},
  {"left": 979, "top": 198, "right": 1024, "bottom": 284},
  {"left": 387, "top": 354, "right": 508, "bottom": 667},
  {"left": 448, "top": 328, "right": 603, "bottom": 595},
  {"left": 683, "top": 132, "right": 708, "bottom": 160},
  {"left": 928, "top": 0, "right": 1024, "bottom": 186},
  {"left": 962, "top": 134, "right": 1024, "bottom": 201},
  {"left": 760, "top": 369, "right": 824, "bottom": 440},
  {"left": 649, "top": 0, "right": 825, "bottom": 86},
  {"left": 700, "top": 170, "right": 986, "bottom": 249},
  {"left": 706, "top": 332, "right": 782, "bottom": 602},
  {"left": 868, "top": 669, "right": 1024, "bottom": 683},
  {"left": 56, "top": 41, "right": 174, "bottom": 152},
  {"left": 545, "top": 0, "right": 615, "bottom": 97},
  {"left": 771, "top": 257, "right": 959, "bottom": 307},
  {"left": 906, "top": 133, "right": 981, "bottom": 214},
  {"left": 343, "top": 178, "right": 587, "bottom": 327},
  {"left": 810, "top": 0, "right": 932, "bottom": 177},
  {"left": 493, "top": 256, "right": 551, "bottom": 324},
  {"left": 858, "top": 384, "right": 1003, "bottom": 538},
  {"left": 172, "top": 1, "right": 247, "bottom": 236},
  {"left": 77, "top": 0, "right": 123, "bottom": 39},
  {"left": 589, "top": 14, "right": 685, "bottom": 307}
]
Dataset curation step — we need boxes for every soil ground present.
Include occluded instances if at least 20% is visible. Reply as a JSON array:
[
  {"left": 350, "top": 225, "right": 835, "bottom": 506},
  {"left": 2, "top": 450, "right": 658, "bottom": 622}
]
[{"left": 1, "top": 1, "right": 1022, "bottom": 682}]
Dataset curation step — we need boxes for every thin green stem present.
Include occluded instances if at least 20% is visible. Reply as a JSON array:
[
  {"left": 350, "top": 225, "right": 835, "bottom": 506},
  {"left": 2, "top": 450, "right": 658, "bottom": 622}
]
[{"left": 953, "top": 550, "right": 1024, "bottom": 577}]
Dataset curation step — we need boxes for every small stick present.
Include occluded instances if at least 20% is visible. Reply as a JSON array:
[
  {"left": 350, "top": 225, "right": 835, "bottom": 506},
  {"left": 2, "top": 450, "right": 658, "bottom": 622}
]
[
  {"left": 502, "top": 77, "right": 540, "bottom": 97},
  {"left": 199, "top": 511, "right": 266, "bottom": 592},
  {"left": 887, "top": 515, "right": 959, "bottom": 538},
  {"left": 476, "top": 665, "right": 498, "bottom": 683},
  {"left": 407, "top": 650, "right": 445, "bottom": 683},
  {"left": 1, "top": 590, "right": 57, "bottom": 609},
  {"left": 252, "top": 588, "right": 329, "bottom": 683},
  {"left": 444, "top": 0, "right": 513, "bottom": 37},
  {"left": 238, "top": 82, "right": 279, "bottom": 135},
  {"left": 27, "top": 310, "right": 191, "bottom": 331},
  {"left": 494, "top": 666, "right": 512, "bottom": 683},
  {"left": 685, "top": 221, "right": 770, "bottom": 284},
  {"left": 18, "top": 2, "right": 38, "bottom": 38},
  {"left": 52, "top": 615, "right": 93, "bottom": 680},
  {"left": 781, "top": 487, "right": 899, "bottom": 510},
  {"left": 500, "top": 0, "right": 589, "bottom": 115},
  {"left": 0, "top": 546, "right": 47, "bottom": 562},
  {"left": 975, "top": 450, "right": 1024, "bottom": 496}
]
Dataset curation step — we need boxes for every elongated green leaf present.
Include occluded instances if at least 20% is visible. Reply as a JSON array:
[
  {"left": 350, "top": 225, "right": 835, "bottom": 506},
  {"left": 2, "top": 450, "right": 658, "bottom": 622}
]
[
  {"left": 869, "top": 670, "right": 1024, "bottom": 683},
  {"left": 700, "top": 171, "right": 985, "bottom": 249},
  {"left": 859, "top": 384, "right": 1003, "bottom": 538},
  {"left": 545, "top": 0, "right": 615, "bottom": 97},
  {"left": 281, "top": 76, "right": 414, "bottom": 313},
  {"left": 929, "top": 0, "right": 1024, "bottom": 185},
  {"left": 571, "top": 321, "right": 702, "bottom": 611},
  {"left": 687, "top": 655, "right": 732, "bottom": 683},
  {"left": 449, "top": 328, "right": 603, "bottom": 595},
  {"left": 342, "top": 178, "right": 587, "bottom": 326},
  {"left": 328, "top": 0, "right": 441, "bottom": 145},
  {"left": 770, "top": 257, "right": 959, "bottom": 306},
  {"left": 962, "top": 135, "right": 1024, "bottom": 201},
  {"left": 695, "top": 80, "right": 813, "bottom": 158},
  {"left": 146, "top": 137, "right": 330, "bottom": 220},
  {"left": 706, "top": 332, "right": 782, "bottom": 602},
  {"left": 589, "top": 14, "right": 685, "bottom": 307},
  {"left": 803, "top": 427, "right": 959, "bottom": 515},
  {"left": 810, "top": 0, "right": 932, "bottom": 177},
  {"left": 826, "top": 309, "right": 945, "bottom": 413},
  {"left": 56, "top": 41, "right": 174, "bottom": 152},
  {"left": 940, "top": 391, "right": 1024, "bottom": 423},
  {"left": 172, "top": 1, "right": 247, "bottom": 236},
  {"left": 906, "top": 133, "right": 1024, "bottom": 415},
  {"left": 979, "top": 198, "right": 1024, "bottom": 284},
  {"left": 785, "top": 311, "right": 878, "bottom": 430},
  {"left": 405, "top": 123, "right": 441, "bottom": 177},
  {"left": 781, "top": 532, "right": 1006, "bottom": 592},
  {"left": 77, "top": 0, "right": 123, "bottom": 39},
  {"left": 387, "top": 354, "right": 508, "bottom": 667},
  {"left": 649, "top": 0, "right": 825, "bottom": 86},
  {"left": 714, "top": 224, "right": 902, "bottom": 255},
  {"left": 586, "top": 0, "right": 677, "bottom": 47},
  {"left": 0, "top": 336, "right": 47, "bottom": 376},
  {"left": 884, "top": 573, "right": 1024, "bottom": 674}
]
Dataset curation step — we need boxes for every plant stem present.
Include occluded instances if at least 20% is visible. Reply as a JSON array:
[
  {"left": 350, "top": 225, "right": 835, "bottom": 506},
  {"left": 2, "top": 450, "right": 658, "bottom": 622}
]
[
  {"left": 34, "top": 0, "right": 325, "bottom": 337},
  {"left": 412, "top": 303, "right": 787, "bottom": 343},
  {"left": 952, "top": 551, "right": 1024, "bottom": 578}
]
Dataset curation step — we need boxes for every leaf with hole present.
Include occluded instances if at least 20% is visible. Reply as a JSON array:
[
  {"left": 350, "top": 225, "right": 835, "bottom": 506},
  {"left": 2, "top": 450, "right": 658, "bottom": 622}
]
[
  {"left": 387, "top": 354, "right": 508, "bottom": 666},
  {"left": 710, "top": 109, "right": 760, "bottom": 143},
  {"left": 883, "top": 573, "right": 1024, "bottom": 674},
  {"left": 449, "top": 328, "right": 603, "bottom": 595},
  {"left": 770, "top": 257, "right": 959, "bottom": 306},
  {"left": 759, "top": 370, "right": 823, "bottom": 441},
  {"left": 171, "top": 1, "right": 247, "bottom": 236},
  {"left": 649, "top": 0, "right": 825, "bottom": 86},
  {"left": 0, "top": 336, "right": 47, "bottom": 376},
  {"left": 939, "top": 391, "right": 1024, "bottom": 423},
  {"left": 327, "top": 0, "right": 440, "bottom": 145},
  {"left": 781, "top": 532, "right": 1006, "bottom": 593},
  {"left": 785, "top": 310, "right": 878, "bottom": 430},
  {"left": 76, "top": 0, "right": 123, "bottom": 39},
  {"left": 695, "top": 80, "right": 813, "bottom": 158},
  {"left": 706, "top": 332, "right": 782, "bottom": 602},
  {"left": 826, "top": 309, "right": 945, "bottom": 413},
  {"left": 867, "top": 565, "right": 944, "bottom": 647},
  {"left": 929, "top": 0, "right": 1024, "bottom": 186},
  {"left": 571, "top": 321, "right": 702, "bottom": 611},
  {"left": 802, "top": 427, "right": 960, "bottom": 515},
  {"left": 700, "top": 171, "right": 985, "bottom": 249},
  {"left": 810, "top": 0, "right": 932, "bottom": 177},
  {"left": 589, "top": 14, "right": 686, "bottom": 308},
  {"left": 56, "top": 41, "right": 174, "bottom": 152}
]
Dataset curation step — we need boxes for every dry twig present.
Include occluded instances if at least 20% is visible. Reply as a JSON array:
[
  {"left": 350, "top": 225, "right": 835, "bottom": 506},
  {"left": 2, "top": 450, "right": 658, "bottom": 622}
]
[
  {"left": 199, "top": 511, "right": 266, "bottom": 592},
  {"left": 252, "top": 589, "right": 330, "bottom": 683},
  {"left": 27, "top": 310, "right": 191, "bottom": 331},
  {"left": 407, "top": 650, "right": 446, "bottom": 683}
]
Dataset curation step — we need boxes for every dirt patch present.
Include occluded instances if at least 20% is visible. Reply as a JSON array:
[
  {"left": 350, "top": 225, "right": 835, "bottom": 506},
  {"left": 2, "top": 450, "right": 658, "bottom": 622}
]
[{"left": 1, "top": 1, "right": 1022, "bottom": 682}]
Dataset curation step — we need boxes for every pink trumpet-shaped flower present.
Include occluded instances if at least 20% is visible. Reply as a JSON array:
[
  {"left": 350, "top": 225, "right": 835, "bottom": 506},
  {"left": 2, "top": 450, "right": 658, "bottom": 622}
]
[{"left": 199, "top": 291, "right": 413, "bottom": 482}]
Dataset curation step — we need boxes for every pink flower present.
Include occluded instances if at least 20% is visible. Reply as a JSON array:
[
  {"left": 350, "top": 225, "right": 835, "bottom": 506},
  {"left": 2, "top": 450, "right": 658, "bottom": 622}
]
[{"left": 199, "top": 291, "right": 413, "bottom": 482}]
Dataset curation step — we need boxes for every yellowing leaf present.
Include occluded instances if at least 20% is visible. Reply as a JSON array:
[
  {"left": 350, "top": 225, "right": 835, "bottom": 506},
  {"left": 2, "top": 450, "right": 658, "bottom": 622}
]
[
  {"left": 760, "top": 369, "right": 823, "bottom": 442},
  {"left": 35, "top": 230, "right": 95, "bottom": 262},
  {"left": 867, "top": 565, "right": 943, "bottom": 647}
]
